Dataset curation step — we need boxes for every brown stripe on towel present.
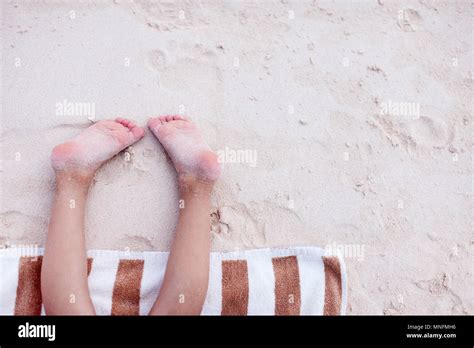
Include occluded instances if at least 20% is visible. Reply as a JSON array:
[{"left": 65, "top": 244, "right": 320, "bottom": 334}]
[
  {"left": 87, "top": 257, "right": 93, "bottom": 276},
  {"left": 272, "top": 256, "right": 301, "bottom": 315},
  {"left": 14, "top": 256, "right": 43, "bottom": 315},
  {"left": 111, "top": 259, "right": 144, "bottom": 316},
  {"left": 221, "top": 260, "right": 249, "bottom": 315},
  {"left": 322, "top": 256, "right": 342, "bottom": 315}
]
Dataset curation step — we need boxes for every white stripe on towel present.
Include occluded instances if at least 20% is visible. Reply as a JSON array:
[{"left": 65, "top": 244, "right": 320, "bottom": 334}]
[
  {"left": 298, "top": 251, "right": 325, "bottom": 315},
  {"left": 139, "top": 253, "right": 167, "bottom": 315},
  {"left": 0, "top": 255, "right": 20, "bottom": 315},
  {"left": 201, "top": 253, "right": 222, "bottom": 315},
  {"left": 247, "top": 250, "right": 275, "bottom": 315},
  {"left": 88, "top": 252, "right": 120, "bottom": 315}
]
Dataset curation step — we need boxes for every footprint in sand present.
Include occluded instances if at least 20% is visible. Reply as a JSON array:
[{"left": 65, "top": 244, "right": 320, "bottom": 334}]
[
  {"left": 210, "top": 204, "right": 264, "bottom": 247},
  {"left": 147, "top": 43, "right": 223, "bottom": 98},
  {"left": 406, "top": 116, "right": 449, "bottom": 149},
  {"left": 397, "top": 8, "right": 424, "bottom": 32},
  {"left": 145, "top": 49, "right": 168, "bottom": 72},
  {"left": 372, "top": 112, "right": 451, "bottom": 150}
]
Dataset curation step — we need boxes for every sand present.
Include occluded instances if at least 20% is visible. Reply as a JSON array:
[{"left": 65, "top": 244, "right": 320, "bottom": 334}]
[{"left": 1, "top": 0, "right": 472, "bottom": 314}]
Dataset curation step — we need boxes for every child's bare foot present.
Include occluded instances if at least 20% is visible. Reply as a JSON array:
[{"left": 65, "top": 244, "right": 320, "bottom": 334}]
[
  {"left": 51, "top": 118, "right": 145, "bottom": 181},
  {"left": 148, "top": 115, "right": 221, "bottom": 190}
]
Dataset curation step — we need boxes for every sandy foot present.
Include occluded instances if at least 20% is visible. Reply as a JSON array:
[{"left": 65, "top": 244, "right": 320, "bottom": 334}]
[
  {"left": 148, "top": 115, "right": 220, "bottom": 183},
  {"left": 51, "top": 118, "right": 145, "bottom": 174}
]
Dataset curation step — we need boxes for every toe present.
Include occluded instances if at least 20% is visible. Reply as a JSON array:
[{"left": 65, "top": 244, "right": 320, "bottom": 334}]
[
  {"left": 128, "top": 121, "right": 137, "bottom": 129},
  {"left": 116, "top": 118, "right": 132, "bottom": 127},
  {"left": 148, "top": 117, "right": 162, "bottom": 132},
  {"left": 173, "top": 115, "right": 189, "bottom": 121},
  {"left": 159, "top": 116, "right": 168, "bottom": 122},
  {"left": 131, "top": 127, "right": 145, "bottom": 140},
  {"left": 165, "top": 116, "right": 173, "bottom": 122}
]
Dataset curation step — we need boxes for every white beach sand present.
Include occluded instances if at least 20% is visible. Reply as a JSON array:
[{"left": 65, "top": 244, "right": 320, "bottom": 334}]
[{"left": 1, "top": 0, "right": 472, "bottom": 314}]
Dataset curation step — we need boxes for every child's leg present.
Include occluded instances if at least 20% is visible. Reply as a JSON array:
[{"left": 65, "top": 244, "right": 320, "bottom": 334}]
[
  {"left": 42, "top": 119, "right": 144, "bottom": 315},
  {"left": 42, "top": 171, "right": 95, "bottom": 314},
  {"left": 148, "top": 115, "right": 220, "bottom": 315}
]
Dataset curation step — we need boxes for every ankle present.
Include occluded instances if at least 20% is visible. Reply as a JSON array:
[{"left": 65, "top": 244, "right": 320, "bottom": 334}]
[
  {"left": 178, "top": 174, "right": 215, "bottom": 196},
  {"left": 55, "top": 169, "right": 95, "bottom": 189}
]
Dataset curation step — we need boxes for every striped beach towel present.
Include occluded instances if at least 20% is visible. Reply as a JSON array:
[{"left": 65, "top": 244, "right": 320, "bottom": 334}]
[{"left": 0, "top": 247, "right": 347, "bottom": 315}]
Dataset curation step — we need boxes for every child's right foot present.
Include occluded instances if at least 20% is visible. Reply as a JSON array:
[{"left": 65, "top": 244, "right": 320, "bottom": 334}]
[
  {"left": 148, "top": 115, "right": 221, "bottom": 188},
  {"left": 51, "top": 118, "right": 145, "bottom": 180}
]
